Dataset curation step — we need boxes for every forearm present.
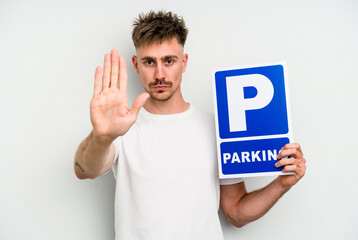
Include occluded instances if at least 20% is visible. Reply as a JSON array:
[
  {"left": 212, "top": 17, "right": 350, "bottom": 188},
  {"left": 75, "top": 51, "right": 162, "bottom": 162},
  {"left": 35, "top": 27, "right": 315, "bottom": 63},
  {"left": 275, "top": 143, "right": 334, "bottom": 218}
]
[
  {"left": 74, "top": 131, "right": 114, "bottom": 179},
  {"left": 222, "top": 143, "right": 306, "bottom": 228},
  {"left": 228, "top": 179, "right": 289, "bottom": 227}
]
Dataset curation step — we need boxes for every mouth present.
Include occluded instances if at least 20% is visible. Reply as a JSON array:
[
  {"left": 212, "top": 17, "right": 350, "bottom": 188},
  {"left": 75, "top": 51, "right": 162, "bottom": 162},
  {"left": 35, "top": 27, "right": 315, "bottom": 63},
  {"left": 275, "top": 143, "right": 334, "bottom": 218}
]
[
  {"left": 153, "top": 85, "right": 168, "bottom": 91},
  {"left": 149, "top": 79, "right": 173, "bottom": 91}
]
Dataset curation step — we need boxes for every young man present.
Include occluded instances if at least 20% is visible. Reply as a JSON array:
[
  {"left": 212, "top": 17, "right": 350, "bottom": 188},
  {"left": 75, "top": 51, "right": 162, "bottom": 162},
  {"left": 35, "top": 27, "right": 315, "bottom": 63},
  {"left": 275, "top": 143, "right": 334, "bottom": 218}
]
[{"left": 74, "top": 11, "right": 306, "bottom": 240}]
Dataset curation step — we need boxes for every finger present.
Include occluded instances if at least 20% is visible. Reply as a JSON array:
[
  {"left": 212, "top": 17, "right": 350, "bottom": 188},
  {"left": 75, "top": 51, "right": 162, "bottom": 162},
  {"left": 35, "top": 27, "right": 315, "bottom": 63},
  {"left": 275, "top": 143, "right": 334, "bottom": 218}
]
[
  {"left": 281, "top": 143, "right": 302, "bottom": 154},
  {"left": 277, "top": 147, "right": 302, "bottom": 159},
  {"left": 94, "top": 66, "right": 102, "bottom": 96},
  {"left": 119, "top": 56, "right": 128, "bottom": 92},
  {"left": 275, "top": 157, "right": 295, "bottom": 168},
  {"left": 282, "top": 162, "right": 306, "bottom": 177},
  {"left": 129, "top": 92, "right": 150, "bottom": 118},
  {"left": 103, "top": 53, "right": 111, "bottom": 90},
  {"left": 282, "top": 164, "right": 298, "bottom": 173},
  {"left": 110, "top": 49, "right": 119, "bottom": 89}
]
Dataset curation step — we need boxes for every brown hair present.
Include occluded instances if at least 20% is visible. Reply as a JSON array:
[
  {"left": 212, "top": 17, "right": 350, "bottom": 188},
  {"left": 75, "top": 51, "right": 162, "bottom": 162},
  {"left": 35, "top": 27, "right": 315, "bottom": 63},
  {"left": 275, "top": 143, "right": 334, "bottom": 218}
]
[{"left": 132, "top": 10, "right": 188, "bottom": 48}]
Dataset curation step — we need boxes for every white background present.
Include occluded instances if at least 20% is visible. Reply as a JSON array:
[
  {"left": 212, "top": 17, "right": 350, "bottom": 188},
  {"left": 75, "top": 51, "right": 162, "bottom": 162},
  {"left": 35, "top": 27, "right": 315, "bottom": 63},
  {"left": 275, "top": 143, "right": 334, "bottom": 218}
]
[{"left": 1, "top": 0, "right": 357, "bottom": 239}]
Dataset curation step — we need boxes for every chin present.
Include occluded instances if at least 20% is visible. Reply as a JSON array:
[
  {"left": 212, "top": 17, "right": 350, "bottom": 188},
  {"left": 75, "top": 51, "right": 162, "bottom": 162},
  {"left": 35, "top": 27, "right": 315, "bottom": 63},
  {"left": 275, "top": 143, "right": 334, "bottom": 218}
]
[{"left": 150, "top": 92, "right": 173, "bottom": 102}]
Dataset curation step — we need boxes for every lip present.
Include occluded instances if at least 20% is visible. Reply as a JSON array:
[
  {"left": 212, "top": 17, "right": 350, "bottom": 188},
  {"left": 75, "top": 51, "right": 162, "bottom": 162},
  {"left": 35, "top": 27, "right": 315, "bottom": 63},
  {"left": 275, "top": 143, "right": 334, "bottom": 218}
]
[{"left": 153, "top": 85, "right": 168, "bottom": 90}]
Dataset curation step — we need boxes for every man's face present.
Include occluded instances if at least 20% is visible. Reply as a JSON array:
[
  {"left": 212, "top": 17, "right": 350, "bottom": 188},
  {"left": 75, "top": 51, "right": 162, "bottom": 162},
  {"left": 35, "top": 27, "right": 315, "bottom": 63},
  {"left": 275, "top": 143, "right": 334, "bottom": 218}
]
[{"left": 132, "top": 38, "right": 188, "bottom": 102}]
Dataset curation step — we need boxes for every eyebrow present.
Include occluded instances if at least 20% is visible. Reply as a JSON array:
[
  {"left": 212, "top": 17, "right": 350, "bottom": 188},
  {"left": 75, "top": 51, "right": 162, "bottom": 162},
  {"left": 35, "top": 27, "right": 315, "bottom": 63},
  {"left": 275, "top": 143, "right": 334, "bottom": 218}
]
[
  {"left": 140, "top": 56, "right": 155, "bottom": 61},
  {"left": 162, "top": 55, "right": 179, "bottom": 61},
  {"left": 140, "top": 55, "right": 179, "bottom": 61}
]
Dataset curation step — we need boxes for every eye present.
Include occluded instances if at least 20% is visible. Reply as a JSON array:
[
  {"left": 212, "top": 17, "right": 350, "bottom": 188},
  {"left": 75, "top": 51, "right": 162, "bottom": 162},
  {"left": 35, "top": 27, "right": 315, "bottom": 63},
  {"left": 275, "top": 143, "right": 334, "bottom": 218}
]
[
  {"left": 146, "top": 60, "right": 153, "bottom": 65},
  {"left": 166, "top": 59, "right": 173, "bottom": 65}
]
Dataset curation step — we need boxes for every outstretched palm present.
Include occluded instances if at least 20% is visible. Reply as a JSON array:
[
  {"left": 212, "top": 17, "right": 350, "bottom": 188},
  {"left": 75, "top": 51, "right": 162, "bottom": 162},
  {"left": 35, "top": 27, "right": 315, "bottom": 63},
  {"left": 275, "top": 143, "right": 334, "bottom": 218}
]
[{"left": 90, "top": 49, "right": 149, "bottom": 141}]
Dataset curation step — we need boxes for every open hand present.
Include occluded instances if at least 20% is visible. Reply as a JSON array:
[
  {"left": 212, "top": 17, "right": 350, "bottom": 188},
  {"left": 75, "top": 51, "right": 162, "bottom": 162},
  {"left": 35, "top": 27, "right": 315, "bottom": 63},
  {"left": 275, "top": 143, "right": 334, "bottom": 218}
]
[{"left": 90, "top": 49, "right": 149, "bottom": 141}]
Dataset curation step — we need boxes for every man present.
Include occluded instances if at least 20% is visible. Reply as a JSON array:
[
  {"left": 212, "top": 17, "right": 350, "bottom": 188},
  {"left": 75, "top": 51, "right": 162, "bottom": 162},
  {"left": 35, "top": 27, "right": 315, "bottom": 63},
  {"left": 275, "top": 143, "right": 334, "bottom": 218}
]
[{"left": 74, "top": 11, "right": 306, "bottom": 240}]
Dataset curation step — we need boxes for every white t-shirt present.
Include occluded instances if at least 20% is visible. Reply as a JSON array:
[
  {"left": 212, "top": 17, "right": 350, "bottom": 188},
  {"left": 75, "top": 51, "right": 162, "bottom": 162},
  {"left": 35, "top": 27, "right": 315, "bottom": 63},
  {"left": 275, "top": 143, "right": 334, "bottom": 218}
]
[{"left": 112, "top": 105, "right": 242, "bottom": 240}]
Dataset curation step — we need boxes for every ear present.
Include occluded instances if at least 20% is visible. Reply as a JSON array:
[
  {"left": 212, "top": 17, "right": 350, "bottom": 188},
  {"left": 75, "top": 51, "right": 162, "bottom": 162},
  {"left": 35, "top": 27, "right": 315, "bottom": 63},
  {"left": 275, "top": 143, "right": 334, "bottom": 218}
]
[
  {"left": 132, "top": 55, "right": 139, "bottom": 74},
  {"left": 182, "top": 53, "right": 188, "bottom": 73}
]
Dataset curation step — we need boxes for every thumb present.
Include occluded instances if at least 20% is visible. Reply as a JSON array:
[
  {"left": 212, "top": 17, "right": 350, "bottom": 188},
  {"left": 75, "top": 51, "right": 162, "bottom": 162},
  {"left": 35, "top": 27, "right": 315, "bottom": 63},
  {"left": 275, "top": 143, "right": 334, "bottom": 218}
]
[{"left": 129, "top": 92, "right": 150, "bottom": 118}]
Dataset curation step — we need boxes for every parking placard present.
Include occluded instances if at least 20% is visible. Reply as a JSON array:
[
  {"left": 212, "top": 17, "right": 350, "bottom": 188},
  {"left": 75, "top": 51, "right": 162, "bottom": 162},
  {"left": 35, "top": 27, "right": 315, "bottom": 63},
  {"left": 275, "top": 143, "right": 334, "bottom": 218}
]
[{"left": 213, "top": 62, "right": 293, "bottom": 178}]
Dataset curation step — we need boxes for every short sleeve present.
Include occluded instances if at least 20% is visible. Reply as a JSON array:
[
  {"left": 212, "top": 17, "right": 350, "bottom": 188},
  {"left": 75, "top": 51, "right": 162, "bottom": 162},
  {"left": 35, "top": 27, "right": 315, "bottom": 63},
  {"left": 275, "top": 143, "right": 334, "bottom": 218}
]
[
  {"left": 101, "top": 137, "right": 121, "bottom": 177},
  {"left": 220, "top": 178, "right": 244, "bottom": 185},
  {"left": 111, "top": 137, "right": 121, "bottom": 179}
]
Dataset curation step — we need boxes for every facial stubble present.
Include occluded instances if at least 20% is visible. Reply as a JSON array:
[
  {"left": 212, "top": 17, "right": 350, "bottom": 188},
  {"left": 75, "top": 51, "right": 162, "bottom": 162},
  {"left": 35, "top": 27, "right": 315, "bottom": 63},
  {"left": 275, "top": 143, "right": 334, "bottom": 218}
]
[{"left": 147, "top": 79, "right": 180, "bottom": 102}]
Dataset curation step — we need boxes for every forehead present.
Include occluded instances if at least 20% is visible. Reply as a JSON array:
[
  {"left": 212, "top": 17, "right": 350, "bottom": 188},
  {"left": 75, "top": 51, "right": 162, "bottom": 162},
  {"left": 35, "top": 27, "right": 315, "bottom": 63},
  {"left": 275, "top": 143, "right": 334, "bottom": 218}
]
[{"left": 136, "top": 38, "right": 183, "bottom": 58}]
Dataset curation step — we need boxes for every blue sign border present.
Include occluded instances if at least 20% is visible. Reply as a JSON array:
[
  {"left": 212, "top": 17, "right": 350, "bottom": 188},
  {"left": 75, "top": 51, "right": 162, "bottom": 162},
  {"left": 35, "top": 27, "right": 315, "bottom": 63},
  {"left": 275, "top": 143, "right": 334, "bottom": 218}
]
[{"left": 215, "top": 64, "right": 289, "bottom": 139}]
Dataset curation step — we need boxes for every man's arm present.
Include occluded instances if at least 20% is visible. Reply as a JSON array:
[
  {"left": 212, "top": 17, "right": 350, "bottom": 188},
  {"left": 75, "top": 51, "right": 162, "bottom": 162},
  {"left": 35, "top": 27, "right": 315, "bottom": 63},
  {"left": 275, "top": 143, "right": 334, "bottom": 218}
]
[
  {"left": 74, "top": 132, "right": 115, "bottom": 179},
  {"left": 220, "top": 143, "right": 306, "bottom": 227},
  {"left": 74, "top": 49, "right": 149, "bottom": 180}
]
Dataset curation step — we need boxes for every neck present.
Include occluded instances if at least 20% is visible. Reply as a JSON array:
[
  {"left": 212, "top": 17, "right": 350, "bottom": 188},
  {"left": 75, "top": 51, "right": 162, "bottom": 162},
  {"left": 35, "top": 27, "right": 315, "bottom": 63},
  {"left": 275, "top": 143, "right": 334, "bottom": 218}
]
[{"left": 143, "top": 87, "right": 190, "bottom": 115}]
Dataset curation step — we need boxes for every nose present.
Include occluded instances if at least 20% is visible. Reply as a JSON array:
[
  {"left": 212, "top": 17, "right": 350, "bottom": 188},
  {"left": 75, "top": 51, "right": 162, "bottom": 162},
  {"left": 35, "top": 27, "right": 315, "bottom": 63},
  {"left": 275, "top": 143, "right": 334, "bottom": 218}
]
[{"left": 155, "top": 64, "right": 165, "bottom": 80}]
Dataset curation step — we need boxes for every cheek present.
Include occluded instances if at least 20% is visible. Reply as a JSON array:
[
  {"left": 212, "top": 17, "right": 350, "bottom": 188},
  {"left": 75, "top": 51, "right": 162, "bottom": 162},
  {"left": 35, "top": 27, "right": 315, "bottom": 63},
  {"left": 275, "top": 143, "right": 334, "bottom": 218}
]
[
  {"left": 138, "top": 67, "right": 149, "bottom": 77},
  {"left": 173, "top": 66, "right": 183, "bottom": 80},
  {"left": 139, "top": 70, "right": 154, "bottom": 86}
]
